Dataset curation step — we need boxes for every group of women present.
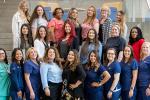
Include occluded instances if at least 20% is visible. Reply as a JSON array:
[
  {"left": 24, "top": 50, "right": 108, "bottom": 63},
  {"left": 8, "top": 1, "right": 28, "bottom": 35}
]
[{"left": 0, "top": 0, "right": 150, "bottom": 100}]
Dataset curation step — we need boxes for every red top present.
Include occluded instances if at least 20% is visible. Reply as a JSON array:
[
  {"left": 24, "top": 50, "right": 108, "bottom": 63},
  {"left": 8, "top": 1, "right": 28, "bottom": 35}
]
[{"left": 130, "top": 39, "right": 144, "bottom": 62}]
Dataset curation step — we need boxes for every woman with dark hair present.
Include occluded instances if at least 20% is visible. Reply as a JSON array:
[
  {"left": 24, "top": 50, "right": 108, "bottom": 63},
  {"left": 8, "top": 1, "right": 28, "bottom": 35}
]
[
  {"left": 10, "top": 48, "right": 24, "bottom": 100},
  {"left": 24, "top": 47, "right": 41, "bottom": 100},
  {"left": 58, "top": 21, "right": 77, "bottom": 59},
  {"left": 48, "top": 8, "right": 64, "bottom": 45},
  {"left": 20, "top": 24, "right": 33, "bottom": 57},
  {"left": 80, "top": 28, "right": 102, "bottom": 65},
  {"left": 104, "top": 48, "right": 121, "bottom": 100},
  {"left": 0, "top": 48, "right": 10, "bottom": 100},
  {"left": 128, "top": 26, "right": 144, "bottom": 62},
  {"left": 30, "top": 5, "right": 48, "bottom": 39},
  {"left": 34, "top": 26, "right": 49, "bottom": 60},
  {"left": 137, "top": 42, "right": 150, "bottom": 100},
  {"left": 62, "top": 50, "right": 86, "bottom": 99},
  {"left": 84, "top": 50, "right": 110, "bottom": 100},
  {"left": 40, "top": 47, "right": 63, "bottom": 100},
  {"left": 120, "top": 45, "right": 138, "bottom": 100}
]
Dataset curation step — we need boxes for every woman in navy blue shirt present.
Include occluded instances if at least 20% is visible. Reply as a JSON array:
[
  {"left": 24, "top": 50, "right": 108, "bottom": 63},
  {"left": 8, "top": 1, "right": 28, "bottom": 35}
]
[
  {"left": 10, "top": 48, "right": 24, "bottom": 100},
  {"left": 104, "top": 48, "right": 121, "bottom": 100},
  {"left": 120, "top": 45, "right": 138, "bottom": 100},
  {"left": 84, "top": 50, "right": 110, "bottom": 100},
  {"left": 137, "top": 42, "right": 150, "bottom": 100},
  {"left": 24, "top": 47, "right": 41, "bottom": 100}
]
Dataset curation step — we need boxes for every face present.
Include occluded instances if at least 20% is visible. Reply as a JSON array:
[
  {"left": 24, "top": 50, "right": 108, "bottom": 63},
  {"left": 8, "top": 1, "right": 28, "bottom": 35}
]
[
  {"left": 111, "top": 26, "right": 120, "bottom": 37},
  {"left": 141, "top": 43, "right": 150, "bottom": 56},
  {"left": 37, "top": 6, "right": 44, "bottom": 17},
  {"left": 0, "top": 50, "right": 5, "bottom": 61},
  {"left": 88, "top": 30, "right": 95, "bottom": 40},
  {"left": 39, "top": 27, "right": 46, "bottom": 39},
  {"left": 90, "top": 52, "right": 97, "bottom": 63},
  {"left": 48, "top": 49, "right": 55, "bottom": 61},
  {"left": 70, "top": 9, "right": 78, "bottom": 19},
  {"left": 107, "top": 49, "right": 116, "bottom": 62},
  {"left": 55, "top": 9, "right": 63, "bottom": 19},
  {"left": 87, "top": 7, "right": 95, "bottom": 17},
  {"left": 22, "top": 26, "right": 28, "bottom": 35},
  {"left": 29, "top": 49, "right": 37, "bottom": 60},
  {"left": 131, "top": 28, "right": 138, "bottom": 39},
  {"left": 22, "top": 3, "right": 28, "bottom": 12},
  {"left": 65, "top": 23, "right": 71, "bottom": 33},
  {"left": 67, "top": 51, "right": 75, "bottom": 63},
  {"left": 101, "top": 8, "right": 109, "bottom": 18},
  {"left": 15, "top": 50, "right": 23, "bottom": 61},
  {"left": 124, "top": 46, "right": 131, "bottom": 59},
  {"left": 116, "top": 12, "right": 122, "bottom": 21}
]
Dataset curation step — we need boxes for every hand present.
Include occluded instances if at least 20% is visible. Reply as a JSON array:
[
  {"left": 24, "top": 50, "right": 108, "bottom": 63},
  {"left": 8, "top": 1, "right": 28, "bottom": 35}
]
[
  {"left": 129, "top": 89, "right": 134, "bottom": 98},
  {"left": 45, "top": 87, "right": 50, "bottom": 96},
  {"left": 146, "top": 88, "right": 150, "bottom": 96},
  {"left": 107, "top": 91, "right": 113, "bottom": 99},
  {"left": 91, "top": 82, "right": 101, "bottom": 87},
  {"left": 30, "top": 91, "right": 35, "bottom": 100},
  {"left": 17, "top": 90, "right": 22, "bottom": 98},
  {"left": 69, "top": 84, "right": 78, "bottom": 90}
]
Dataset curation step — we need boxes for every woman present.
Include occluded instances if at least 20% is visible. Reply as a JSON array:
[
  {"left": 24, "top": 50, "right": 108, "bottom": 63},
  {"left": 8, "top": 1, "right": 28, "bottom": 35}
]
[
  {"left": 128, "top": 26, "right": 144, "bottom": 62},
  {"left": 99, "top": 5, "right": 112, "bottom": 45},
  {"left": 0, "top": 48, "right": 10, "bottom": 100},
  {"left": 40, "top": 47, "right": 63, "bottom": 100},
  {"left": 58, "top": 21, "right": 77, "bottom": 59},
  {"left": 104, "top": 48, "right": 121, "bottom": 100},
  {"left": 81, "top": 6, "right": 99, "bottom": 41},
  {"left": 67, "top": 8, "right": 82, "bottom": 46},
  {"left": 137, "top": 42, "right": 150, "bottom": 100},
  {"left": 105, "top": 24, "right": 126, "bottom": 63},
  {"left": 120, "top": 45, "right": 138, "bottom": 100},
  {"left": 80, "top": 28, "right": 102, "bottom": 65},
  {"left": 24, "top": 47, "right": 41, "bottom": 100},
  {"left": 34, "top": 26, "right": 49, "bottom": 60},
  {"left": 62, "top": 50, "right": 86, "bottom": 99},
  {"left": 20, "top": 24, "right": 33, "bottom": 57},
  {"left": 30, "top": 5, "right": 48, "bottom": 39},
  {"left": 12, "top": 0, "right": 30, "bottom": 48},
  {"left": 84, "top": 50, "right": 110, "bottom": 100},
  {"left": 116, "top": 10, "right": 128, "bottom": 41},
  {"left": 10, "top": 48, "right": 24, "bottom": 100},
  {"left": 48, "top": 7, "right": 64, "bottom": 45}
]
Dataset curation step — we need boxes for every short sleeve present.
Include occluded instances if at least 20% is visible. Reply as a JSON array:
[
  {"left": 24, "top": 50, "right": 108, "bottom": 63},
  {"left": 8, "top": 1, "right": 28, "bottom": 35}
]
[
  {"left": 97, "top": 66, "right": 106, "bottom": 76},
  {"left": 48, "top": 18, "right": 56, "bottom": 28},
  {"left": 24, "top": 61, "right": 33, "bottom": 74},
  {"left": 113, "top": 61, "right": 121, "bottom": 74},
  {"left": 131, "top": 59, "right": 138, "bottom": 70}
]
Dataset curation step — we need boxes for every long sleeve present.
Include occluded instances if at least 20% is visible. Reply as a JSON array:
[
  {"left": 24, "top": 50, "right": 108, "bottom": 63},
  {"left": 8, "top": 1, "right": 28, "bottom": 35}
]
[{"left": 40, "top": 63, "right": 49, "bottom": 89}]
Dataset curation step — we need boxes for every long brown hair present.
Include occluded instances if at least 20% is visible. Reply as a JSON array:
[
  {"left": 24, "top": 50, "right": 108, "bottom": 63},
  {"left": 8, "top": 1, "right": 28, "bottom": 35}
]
[
  {"left": 64, "top": 50, "right": 80, "bottom": 71},
  {"left": 81, "top": 28, "right": 99, "bottom": 56}
]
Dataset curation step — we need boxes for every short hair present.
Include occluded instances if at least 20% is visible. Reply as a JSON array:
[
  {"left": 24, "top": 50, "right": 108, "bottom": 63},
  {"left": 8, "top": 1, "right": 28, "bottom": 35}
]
[{"left": 101, "top": 5, "right": 111, "bottom": 16}]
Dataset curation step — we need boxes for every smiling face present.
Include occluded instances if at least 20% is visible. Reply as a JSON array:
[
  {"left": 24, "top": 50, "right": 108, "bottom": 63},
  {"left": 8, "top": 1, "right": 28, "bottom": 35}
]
[
  {"left": 101, "top": 7, "right": 109, "bottom": 18},
  {"left": 65, "top": 23, "right": 71, "bottom": 34},
  {"left": 111, "top": 25, "right": 120, "bottom": 37},
  {"left": 87, "top": 6, "right": 95, "bottom": 17},
  {"left": 88, "top": 29, "right": 95, "bottom": 40},
  {"left": 29, "top": 49, "right": 38, "bottom": 60},
  {"left": 141, "top": 42, "right": 150, "bottom": 56},
  {"left": 39, "top": 27, "right": 46, "bottom": 39},
  {"left": 21, "top": 3, "right": 28, "bottom": 13},
  {"left": 107, "top": 49, "right": 116, "bottom": 62},
  {"left": 0, "top": 50, "right": 5, "bottom": 61},
  {"left": 70, "top": 9, "right": 78, "bottom": 19},
  {"left": 15, "top": 50, "right": 23, "bottom": 62},
  {"left": 37, "top": 6, "right": 44, "bottom": 17},
  {"left": 116, "top": 12, "right": 122, "bottom": 22},
  {"left": 47, "top": 49, "right": 55, "bottom": 61},
  {"left": 124, "top": 46, "right": 132, "bottom": 59},
  {"left": 67, "top": 51, "right": 75, "bottom": 63},
  {"left": 55, "top": 9, "right": 63, "bottom": 19},
  {"left": 89, "top": 52, "right": 97, "bottom": 63},
  {"left": 131, "top": 28, "right": 138, "bottom": 39},
  {"left": 21, "top": 25, "right": 28, "bottom": 35}
]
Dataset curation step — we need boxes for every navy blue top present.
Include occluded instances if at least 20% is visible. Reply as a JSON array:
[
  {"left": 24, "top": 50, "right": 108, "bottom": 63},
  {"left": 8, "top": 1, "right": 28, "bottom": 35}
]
[
  {"left": 138, "top": 56, "right": 150, "bottom": 87},
  {"left": 24, "top": 60, "right": 41, "bottom": 93},
  {"left": 84, "top": 66, "right": 106, "bottom": 93},
  {"left": 120, "top": 59, "right": 138, "bottom": 90},
  {"left": 104, "top": 61, "right": 121, "bottom": 91},
  {"left": 10, "top": 62, "right": 24, "bottom": 91}
]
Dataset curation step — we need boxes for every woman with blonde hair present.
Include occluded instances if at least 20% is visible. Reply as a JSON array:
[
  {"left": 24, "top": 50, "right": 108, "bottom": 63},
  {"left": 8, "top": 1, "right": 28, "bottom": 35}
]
[
  {"left": 12, "top": 0, "right": 30, "bottom": 49},
  {"left": 81, "top": 6, "right": 99, "bottom": 41}
]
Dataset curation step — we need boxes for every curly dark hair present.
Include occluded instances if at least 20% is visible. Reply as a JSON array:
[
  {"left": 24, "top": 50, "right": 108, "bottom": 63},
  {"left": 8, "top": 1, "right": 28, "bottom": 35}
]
[{"left": 53, "top": 7, "right": 64, "bottom": 17}]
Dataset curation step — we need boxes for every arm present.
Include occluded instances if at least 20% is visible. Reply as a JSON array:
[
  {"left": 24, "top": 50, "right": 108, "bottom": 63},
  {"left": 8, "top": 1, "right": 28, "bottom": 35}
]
[
  {"left": 110, "top": 73, "right": 120, "bottom": 91},
  {"left": 31, "top": 19, "right": 37, "bottom": 40},
  {"left": 93, "top": 21, "right": 99, "bottom": 34},
  {"left": 118, "top": 51, "right": 123, "bottom": 62}
]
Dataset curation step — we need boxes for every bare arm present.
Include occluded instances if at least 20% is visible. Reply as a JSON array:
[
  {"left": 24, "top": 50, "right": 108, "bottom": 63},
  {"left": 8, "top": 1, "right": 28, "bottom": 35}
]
[
  {"left": 100, "top": 71, "right": 111, "bottom": 85},
  {"left": 110, "top": 73, "right": 120, "bottom": 91},
  {"left": 130, "top": 70, "right": 138, "bottom": 89}
]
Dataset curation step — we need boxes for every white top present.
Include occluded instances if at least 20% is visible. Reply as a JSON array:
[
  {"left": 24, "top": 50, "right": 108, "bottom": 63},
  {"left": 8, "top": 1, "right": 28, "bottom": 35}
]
[
  {"left": 34, "top": 39, "right": 45, "bottom": 58},
  {"left": 12, "top": 11, "right": 28, "bottom": 48},
  {"left": 40, "top": 62, "right": 63, "bottom": 89},
  {"left": 32, "top": 17, "right": 48, "bottom": 28}
]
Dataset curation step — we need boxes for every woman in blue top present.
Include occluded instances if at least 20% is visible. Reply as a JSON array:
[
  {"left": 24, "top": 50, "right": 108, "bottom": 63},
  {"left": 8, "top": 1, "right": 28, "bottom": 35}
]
[
  {"left": 137, "top": 42, "right": 150, "bottom": 100},
  {"left": 40, "top": 47, "right": 63, "bottom": 100},
  {"left": 24, "top": 47, "right": 41, "bottom": 100},
  {"left": 80, "top": 28, "right": 102, "bottom": 65},
  {"left": 104, "top": 48, "right": 121, "bottom": 100},
  {"left": 120, "top": 45, "right": 138, "bottom": 100},
  {"left": 10, "top": 48, "right": 24, "bottom": 100},
  {"left": 84, "top": 50, "right": 110, "bottom": 100}
]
